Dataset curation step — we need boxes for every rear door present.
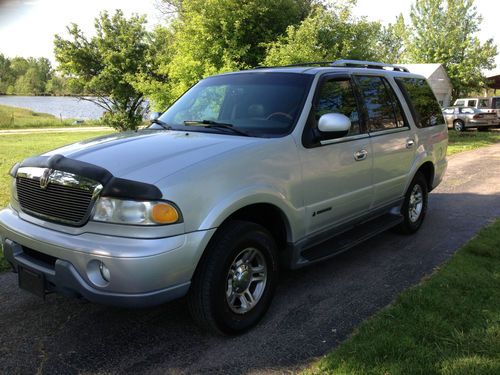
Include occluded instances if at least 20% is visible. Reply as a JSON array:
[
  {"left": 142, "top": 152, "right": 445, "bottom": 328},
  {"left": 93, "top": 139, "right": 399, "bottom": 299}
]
[{"left": 353, "top": 75, "right": 415, "bottom": 209}]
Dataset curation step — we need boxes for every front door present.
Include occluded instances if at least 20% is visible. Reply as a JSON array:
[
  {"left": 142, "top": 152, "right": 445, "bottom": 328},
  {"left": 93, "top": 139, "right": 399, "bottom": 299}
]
[{"left": 298, "top": 75, "right": 373, "bottom": 236}]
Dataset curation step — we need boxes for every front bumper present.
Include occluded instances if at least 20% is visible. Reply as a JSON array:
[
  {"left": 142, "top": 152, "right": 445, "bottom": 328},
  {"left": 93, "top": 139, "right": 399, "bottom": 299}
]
[{"left": 0, "top": 207, "right": 216, "bottom": 308}]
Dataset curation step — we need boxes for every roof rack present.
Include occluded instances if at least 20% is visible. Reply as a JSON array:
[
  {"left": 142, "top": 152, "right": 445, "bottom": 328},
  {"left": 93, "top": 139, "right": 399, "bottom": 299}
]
[
  {"left": 255, "top": 59, "right": 410, "bottom": 72},
  {"left": 254, "top": 61, "right": 333, "bottom": 69},
  {"left": 331, "top": 60, "right": 409, "bottom": 72}
]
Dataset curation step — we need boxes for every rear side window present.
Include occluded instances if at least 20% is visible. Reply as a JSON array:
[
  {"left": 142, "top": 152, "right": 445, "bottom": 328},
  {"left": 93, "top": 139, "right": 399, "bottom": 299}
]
[
  {"left": 396, "top": 77, "right": 445, "bottom": 127},
  {"left": 355, "top": 76, "right": 407, "bottom": 132},
  {"left": 478, "top": 98, "right": 489, "bottom": 108},
  {"left": 492, "top": 98, "right": 500, "bottom": 109},
  {"left": 455, "top": 100, "right": 465, "bottom": 107},
  {"left": 467, "top": 99, "right": 477, "bottom": 107}
]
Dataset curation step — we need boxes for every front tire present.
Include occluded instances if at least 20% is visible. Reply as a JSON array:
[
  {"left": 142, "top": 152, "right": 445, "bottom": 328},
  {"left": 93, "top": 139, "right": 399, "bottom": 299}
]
[
  {"left": 188, "top": 220, "right": 278, "bottom": 335},
  {"left": 395, "top": 172, "right": 428, "bottom": 234}
]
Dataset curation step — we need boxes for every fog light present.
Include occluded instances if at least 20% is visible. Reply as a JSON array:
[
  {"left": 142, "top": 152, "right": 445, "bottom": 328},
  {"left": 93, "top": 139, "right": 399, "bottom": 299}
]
[{"left": 99, "top": 262, "right": 111, "bottom": 282}]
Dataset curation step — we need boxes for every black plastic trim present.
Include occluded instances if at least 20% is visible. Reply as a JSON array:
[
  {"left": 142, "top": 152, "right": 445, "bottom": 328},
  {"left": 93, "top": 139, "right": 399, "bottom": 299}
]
[{"left": 17, "top": 154, "right": 162, "bottom": 200}]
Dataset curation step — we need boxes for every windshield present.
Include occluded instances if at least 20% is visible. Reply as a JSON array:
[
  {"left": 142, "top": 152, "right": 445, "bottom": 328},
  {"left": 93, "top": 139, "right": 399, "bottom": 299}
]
[{"left": 158, "top": 72, "right": 313, "bottom": 137}]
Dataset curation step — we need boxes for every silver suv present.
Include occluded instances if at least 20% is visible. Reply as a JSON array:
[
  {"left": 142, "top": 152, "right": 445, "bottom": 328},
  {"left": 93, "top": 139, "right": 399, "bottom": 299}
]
[{"left": 0, "top": 60, "right": 448, "bottom": 334}]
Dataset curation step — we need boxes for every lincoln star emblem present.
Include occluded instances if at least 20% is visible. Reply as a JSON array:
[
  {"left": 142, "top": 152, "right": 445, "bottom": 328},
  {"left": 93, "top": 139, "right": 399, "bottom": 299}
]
[{"left": 39, "top": 168, "right": 53, "bottom": 190}]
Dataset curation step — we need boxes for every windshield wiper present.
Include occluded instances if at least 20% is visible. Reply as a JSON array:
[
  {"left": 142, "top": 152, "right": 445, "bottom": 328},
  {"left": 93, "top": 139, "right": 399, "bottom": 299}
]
[
  {"left": 150, "top": 118, "right": 172, "bottom": 130},
  {"left": 183, "top": 120, "right": 250, "bottom": 137}
]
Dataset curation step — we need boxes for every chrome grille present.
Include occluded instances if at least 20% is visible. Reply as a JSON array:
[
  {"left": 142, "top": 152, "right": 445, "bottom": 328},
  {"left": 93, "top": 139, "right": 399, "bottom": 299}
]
[{"left": 15, "top": 167, "right": 102, "bottom": 226}]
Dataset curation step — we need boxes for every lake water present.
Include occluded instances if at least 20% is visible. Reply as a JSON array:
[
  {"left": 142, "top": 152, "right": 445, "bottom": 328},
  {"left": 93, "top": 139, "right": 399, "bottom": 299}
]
[{"left": 0, "top": 96, "right": 105, "bottom": 120}]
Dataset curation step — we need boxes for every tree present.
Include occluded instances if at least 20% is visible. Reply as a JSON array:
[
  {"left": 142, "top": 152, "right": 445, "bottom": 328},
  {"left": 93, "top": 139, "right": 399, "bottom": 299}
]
[
  {"left": 0, "top": 54, "right": 14, "bottom": 94},
  {"left": 1, "top": 56, "right": 53, "bottom": 95},
  {"left": 406, "top": 0, "right": 497, "bottom": 98},
  {"left": 141, "top": 0, "right": 312, "bottom": 109},
  {"left": 263, "top": 2, "right": 383, "bottom": 66},
  {"left": 54, "top": 10, "right": 152, "bottom": 130},
  {"left": 377, "top": 14, "right": 408, "bottom": 64}
]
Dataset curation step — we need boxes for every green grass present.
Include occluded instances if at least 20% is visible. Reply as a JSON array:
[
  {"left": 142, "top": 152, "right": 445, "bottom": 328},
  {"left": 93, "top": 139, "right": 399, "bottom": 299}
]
[
  {"left": 0, "top": 104, "right": 102, "bottom": 129},
  {"left": 0, "top": 131, "right": 113, "bottom": 271},
  {"left": 306, "top": 219, "right": 500, "bottom": 375},
  {"left": 447, "top": 129, "right": 500, "bottom": 155}
]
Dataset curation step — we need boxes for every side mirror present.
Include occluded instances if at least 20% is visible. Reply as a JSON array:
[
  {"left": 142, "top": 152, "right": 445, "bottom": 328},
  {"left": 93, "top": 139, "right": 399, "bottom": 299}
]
[
  {"left": 149, "top": 112, "right": 161, "bottom": 122},
  {"left": 318, "top": 113, "right": 351, "bottom": 137}
]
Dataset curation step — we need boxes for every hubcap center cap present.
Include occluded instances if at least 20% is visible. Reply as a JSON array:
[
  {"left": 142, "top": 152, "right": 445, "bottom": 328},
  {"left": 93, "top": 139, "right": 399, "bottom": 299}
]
[{"left": 233, "top": 265, "right": 251, "bottom": 292}]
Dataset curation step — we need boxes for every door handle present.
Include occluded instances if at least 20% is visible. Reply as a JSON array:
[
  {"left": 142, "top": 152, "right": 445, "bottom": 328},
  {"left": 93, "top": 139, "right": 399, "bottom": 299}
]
[
  {"left": 354, "top": 149, "right": 368, "bottom": 161},
  {"left": 406, "top": 139, "right": 415, "bottom": 148}
]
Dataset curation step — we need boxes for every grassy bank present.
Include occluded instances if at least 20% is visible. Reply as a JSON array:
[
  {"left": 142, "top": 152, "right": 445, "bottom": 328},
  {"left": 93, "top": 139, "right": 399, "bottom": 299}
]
[
  {"left": 307, "top": 219, "right": 500, "bottom": 375},
  {"left": 0, "top": 104, "right": 101, "bottom": 129},
  {"left": 0, "top": 130, "right": 113, "bottom": 271},
  {"left": 448, "top": 129, "right": 500, "bottom": 155}
]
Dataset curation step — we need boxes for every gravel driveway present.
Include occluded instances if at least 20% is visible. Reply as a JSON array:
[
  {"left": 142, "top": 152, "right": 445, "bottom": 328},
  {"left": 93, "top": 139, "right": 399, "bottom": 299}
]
[{"left": 1, "top": 143, "right": 499, "bottom": 374}]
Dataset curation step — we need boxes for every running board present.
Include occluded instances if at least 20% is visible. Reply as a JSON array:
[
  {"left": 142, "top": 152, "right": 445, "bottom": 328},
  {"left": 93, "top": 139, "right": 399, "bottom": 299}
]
[{"left": 300, "top": 213, "right": 403, "bottom": 263}]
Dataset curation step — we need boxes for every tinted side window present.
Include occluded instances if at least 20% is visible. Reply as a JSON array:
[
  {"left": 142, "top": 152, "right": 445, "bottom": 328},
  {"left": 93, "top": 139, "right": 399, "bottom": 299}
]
[
  {"left": 396, "top": 77, "right": 445, "bottom": 127},
  {"left": 355, "top": 76, "right": 406, "bottom": 132},
  {"left": 478, "top": 99, "right": 489, "bottom": 108},
  {"left": 467, "top": 99, "right": 477, "bottom": 107},
  {"left": 315, "top": 79, "right": 361, "bottom": 136},
  {"left": 492, "top": 98, "right": 500, "bottom": 109}
]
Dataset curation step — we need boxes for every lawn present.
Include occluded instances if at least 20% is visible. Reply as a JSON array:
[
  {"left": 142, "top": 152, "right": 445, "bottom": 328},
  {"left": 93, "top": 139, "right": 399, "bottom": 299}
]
[
  {"left": 306, "top": 219, "right": 500, "bottom": 375},
  {"left": 0, "top": 130, "right": 113, "bottom": 271},
  {"left": 0, "top": 104, "right": 102, "bottom": 129},
  {"left": 447, "top": 129, "right": 500, "bottom": 155}
]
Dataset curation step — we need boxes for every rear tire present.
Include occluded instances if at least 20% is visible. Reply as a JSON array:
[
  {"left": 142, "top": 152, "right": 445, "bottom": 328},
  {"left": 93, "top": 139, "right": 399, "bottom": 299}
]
[
  {"left": 188, "top": 220, "right": 278, "bottom": 335},
  {"left": 395, "top": 172, "right": 428, "bottom": 234},
  {"left": 453, "top": 120, "right": 465, "bottom": 132}
]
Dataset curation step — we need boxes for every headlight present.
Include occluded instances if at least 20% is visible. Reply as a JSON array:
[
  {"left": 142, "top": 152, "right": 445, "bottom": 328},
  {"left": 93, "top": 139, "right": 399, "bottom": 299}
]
[
  {"left": 92, "top": 197, "right": 181, "bottom": 225},
  {"left": 10, "top": 177, "right": 18, "bottom": 202}
]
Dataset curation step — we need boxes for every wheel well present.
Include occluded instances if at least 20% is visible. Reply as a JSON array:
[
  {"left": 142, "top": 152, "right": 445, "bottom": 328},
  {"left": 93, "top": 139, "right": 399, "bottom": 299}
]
[
  {"left": 417, "top": 162, "right": 435, "bottom": 191},
  {"left": 225, "top": 203, "right": 289, "bottom": 251}
]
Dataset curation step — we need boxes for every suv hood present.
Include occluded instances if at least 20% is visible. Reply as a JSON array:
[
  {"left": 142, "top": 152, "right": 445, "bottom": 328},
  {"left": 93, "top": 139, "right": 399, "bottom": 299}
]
[{"left": 44, "top": 130, "right": 261, "bottom": 184}]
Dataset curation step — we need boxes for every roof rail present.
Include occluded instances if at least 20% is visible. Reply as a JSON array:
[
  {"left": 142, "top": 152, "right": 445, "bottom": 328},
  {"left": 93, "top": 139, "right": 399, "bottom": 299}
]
[
  {"left": 331, "top": 60, "right": 409, "bottom": 72},
  {"left": 255, "top": 61, "right": 333, "bottom": 69},
  {"left": 254, "top": 59, "right": 410, "bottom": 72}
]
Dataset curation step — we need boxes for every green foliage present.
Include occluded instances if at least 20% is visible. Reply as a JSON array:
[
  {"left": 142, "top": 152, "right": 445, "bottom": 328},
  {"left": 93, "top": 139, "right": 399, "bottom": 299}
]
[
  {"left": 54, "top": 10, "right": 151, "bottom": 130},
  {"left": 447, "top": 130, "right": 500, "bottom": 155},
  {"left": 141, "top": 0, "right": 312, "bottom": 109},
  {"left": 101, "top": 109, "right": 143, "bottom": 130},
  {"left": 378, "top": 14, "right": 408, "bottom": 64},
  {"left": 0, "top": 54, "right": 53, "bottom": 95},
  {"left": 132, "top": 26, "right": 175, "bottom": 111},
  {"left": 263, "top": 2, "right": 383, "bottom": 66},
  {"left": 405, "top": 0, "right": 497, "bottom": 98}
]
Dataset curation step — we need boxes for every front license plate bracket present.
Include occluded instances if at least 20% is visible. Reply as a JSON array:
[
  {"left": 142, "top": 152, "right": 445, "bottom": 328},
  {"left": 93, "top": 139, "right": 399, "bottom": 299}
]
[{"left": 18, "top": 266, "right": 46, "bottom": 299}]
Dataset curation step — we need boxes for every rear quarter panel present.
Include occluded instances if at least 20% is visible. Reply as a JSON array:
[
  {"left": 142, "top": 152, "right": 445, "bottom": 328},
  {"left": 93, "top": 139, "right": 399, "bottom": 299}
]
[{"left": 410, "top": 124, "right": 448, "bottom": 190}]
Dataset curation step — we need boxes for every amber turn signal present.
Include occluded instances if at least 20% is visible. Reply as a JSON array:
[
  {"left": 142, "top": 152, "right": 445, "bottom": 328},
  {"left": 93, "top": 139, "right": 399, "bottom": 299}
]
[{"left": 151, "top": 202, "right": 179, "bottom": 224}]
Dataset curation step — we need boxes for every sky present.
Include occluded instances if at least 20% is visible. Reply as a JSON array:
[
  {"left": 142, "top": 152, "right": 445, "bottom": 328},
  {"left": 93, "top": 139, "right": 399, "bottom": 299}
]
[{"left": 0, "top": 0, "right": 498, "bottom": 74}]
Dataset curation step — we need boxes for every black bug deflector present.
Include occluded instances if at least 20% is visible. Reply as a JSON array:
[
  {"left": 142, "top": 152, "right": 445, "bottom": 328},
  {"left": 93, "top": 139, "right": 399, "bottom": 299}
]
[{"left": 11, "top": 154, "right": 162, "bottom": 201}]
